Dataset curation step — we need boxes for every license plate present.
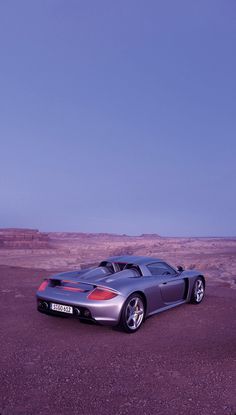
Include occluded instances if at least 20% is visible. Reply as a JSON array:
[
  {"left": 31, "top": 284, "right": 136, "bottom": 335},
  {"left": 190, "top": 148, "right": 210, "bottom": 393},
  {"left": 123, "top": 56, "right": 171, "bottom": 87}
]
[{"left": 50, "top": 303, "right": 73, "bottom": 314}]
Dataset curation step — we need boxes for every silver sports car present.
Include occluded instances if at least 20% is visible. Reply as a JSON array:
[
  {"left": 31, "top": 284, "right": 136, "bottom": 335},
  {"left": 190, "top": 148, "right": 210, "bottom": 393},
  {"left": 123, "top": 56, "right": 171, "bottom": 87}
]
[{"left": 36, "top": 255, "right": 205, "bottom": 333}]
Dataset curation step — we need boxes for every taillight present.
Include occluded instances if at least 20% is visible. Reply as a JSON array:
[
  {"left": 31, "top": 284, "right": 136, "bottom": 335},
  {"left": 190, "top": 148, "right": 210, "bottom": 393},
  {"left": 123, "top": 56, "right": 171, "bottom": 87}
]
[
  {"left": 38, "top": 279, "right": 49, "bottom": 292},
  {"left": 88, "top": 288, "right": 118, "bottom": 300}
]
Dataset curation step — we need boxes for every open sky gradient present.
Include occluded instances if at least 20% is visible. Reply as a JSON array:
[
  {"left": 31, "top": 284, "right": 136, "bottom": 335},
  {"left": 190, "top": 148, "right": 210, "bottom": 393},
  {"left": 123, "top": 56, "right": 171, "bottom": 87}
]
[{"left": 0, "top": 0, "right": 236, "bottom": 236}]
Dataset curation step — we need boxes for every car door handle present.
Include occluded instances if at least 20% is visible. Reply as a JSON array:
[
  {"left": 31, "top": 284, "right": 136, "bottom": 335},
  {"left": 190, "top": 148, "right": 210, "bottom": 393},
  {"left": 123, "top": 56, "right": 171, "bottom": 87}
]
[{"left": 162, "top": 282, "right": 168, "bottom": 285}]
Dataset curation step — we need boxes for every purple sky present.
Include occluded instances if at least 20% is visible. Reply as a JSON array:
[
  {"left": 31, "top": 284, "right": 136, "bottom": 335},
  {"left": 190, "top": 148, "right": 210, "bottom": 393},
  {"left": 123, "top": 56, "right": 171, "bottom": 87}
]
[{"left": 0, "top": 1, "right": 235, "bottom": 236}]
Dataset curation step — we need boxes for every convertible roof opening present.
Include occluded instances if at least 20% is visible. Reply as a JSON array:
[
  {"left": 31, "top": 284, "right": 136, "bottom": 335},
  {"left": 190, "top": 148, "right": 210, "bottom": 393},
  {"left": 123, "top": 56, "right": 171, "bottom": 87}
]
[{"left": 99, "top": 260, "right": 142, "bottom": 276}]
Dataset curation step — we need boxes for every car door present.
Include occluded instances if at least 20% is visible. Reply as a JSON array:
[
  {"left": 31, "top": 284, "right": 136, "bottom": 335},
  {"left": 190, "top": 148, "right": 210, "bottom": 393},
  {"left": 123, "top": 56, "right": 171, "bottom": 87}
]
[{"left": 147, "top": 262, "right": 186, "bottom": 304}]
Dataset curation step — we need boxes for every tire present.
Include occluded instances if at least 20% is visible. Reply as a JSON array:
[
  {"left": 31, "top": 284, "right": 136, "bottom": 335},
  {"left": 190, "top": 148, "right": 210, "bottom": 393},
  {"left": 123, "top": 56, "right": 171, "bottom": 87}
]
[
  {"left": 120, "top": 293, "right": 145, "bottom": 333},
  {"left": 190, "top": 277, "right": 205, "bottom": 304}
]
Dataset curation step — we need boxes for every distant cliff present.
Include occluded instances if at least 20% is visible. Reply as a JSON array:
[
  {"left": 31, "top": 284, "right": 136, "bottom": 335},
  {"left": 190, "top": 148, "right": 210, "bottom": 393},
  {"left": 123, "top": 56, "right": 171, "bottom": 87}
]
[{"left": 0, "top": 228, "right": 50, "bottom": 249}]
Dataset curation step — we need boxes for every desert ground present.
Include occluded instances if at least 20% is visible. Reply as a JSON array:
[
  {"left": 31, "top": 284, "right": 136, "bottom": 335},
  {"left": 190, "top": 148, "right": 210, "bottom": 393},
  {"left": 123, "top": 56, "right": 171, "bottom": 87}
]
[{"left": 0, "top": 229, "right": 236, "bottom": 415}]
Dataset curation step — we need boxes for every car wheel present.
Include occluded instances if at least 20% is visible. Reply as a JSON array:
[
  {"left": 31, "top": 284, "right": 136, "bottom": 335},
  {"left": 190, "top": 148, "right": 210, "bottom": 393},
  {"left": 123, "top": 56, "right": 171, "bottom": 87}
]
[
  {"left": 190, "top": 278, "right": 205, "bottom": 304},
  {"left": 120, "top": 294, "right": 145, "bottom": 333}
]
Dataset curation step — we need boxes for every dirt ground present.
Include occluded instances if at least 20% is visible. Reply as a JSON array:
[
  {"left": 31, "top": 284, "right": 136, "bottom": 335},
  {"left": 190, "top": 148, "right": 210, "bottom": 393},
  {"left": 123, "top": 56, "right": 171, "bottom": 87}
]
[{"left": 0, "top": 265, "right": 236, "bottom": 415}]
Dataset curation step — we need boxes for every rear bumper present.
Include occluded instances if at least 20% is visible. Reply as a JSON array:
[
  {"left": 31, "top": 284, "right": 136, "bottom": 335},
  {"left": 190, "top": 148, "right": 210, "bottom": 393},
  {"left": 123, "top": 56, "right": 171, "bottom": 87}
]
[{"left": 36, "top": 294, "right": 125, "bottom": 326}]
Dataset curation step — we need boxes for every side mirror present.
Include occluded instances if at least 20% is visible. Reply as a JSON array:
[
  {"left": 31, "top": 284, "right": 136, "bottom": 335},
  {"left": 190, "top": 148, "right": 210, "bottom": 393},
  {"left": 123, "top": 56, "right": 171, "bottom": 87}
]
[{"left": 177, "top": 265, "right": 184, "bottom": 273}]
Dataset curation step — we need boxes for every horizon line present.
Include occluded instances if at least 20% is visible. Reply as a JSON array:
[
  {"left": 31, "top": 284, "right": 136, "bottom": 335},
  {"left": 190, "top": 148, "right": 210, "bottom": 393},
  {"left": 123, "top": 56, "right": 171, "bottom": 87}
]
[{"left": 0, "top": 227, "right": 235, "bottom": 239}]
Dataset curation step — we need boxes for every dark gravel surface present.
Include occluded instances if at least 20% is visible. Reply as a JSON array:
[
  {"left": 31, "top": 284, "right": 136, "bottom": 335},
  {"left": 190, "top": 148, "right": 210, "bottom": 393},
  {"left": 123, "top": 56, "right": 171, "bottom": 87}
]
[{"left": 0, "top": 265, "right": 236, "bottom": 415}]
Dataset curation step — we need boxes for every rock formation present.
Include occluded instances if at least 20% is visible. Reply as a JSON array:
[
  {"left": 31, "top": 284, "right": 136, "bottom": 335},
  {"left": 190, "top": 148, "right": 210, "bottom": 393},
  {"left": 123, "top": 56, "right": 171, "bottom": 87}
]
[{"left": 0, "top": 228, "right": 50, "bottom": 249}]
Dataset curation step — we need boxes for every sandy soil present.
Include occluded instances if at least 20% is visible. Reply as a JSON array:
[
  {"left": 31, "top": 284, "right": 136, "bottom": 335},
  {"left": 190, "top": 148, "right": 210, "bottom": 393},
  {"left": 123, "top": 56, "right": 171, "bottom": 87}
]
[{"left": 0, "top": 265, "right": 236, "bottom": 415}]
